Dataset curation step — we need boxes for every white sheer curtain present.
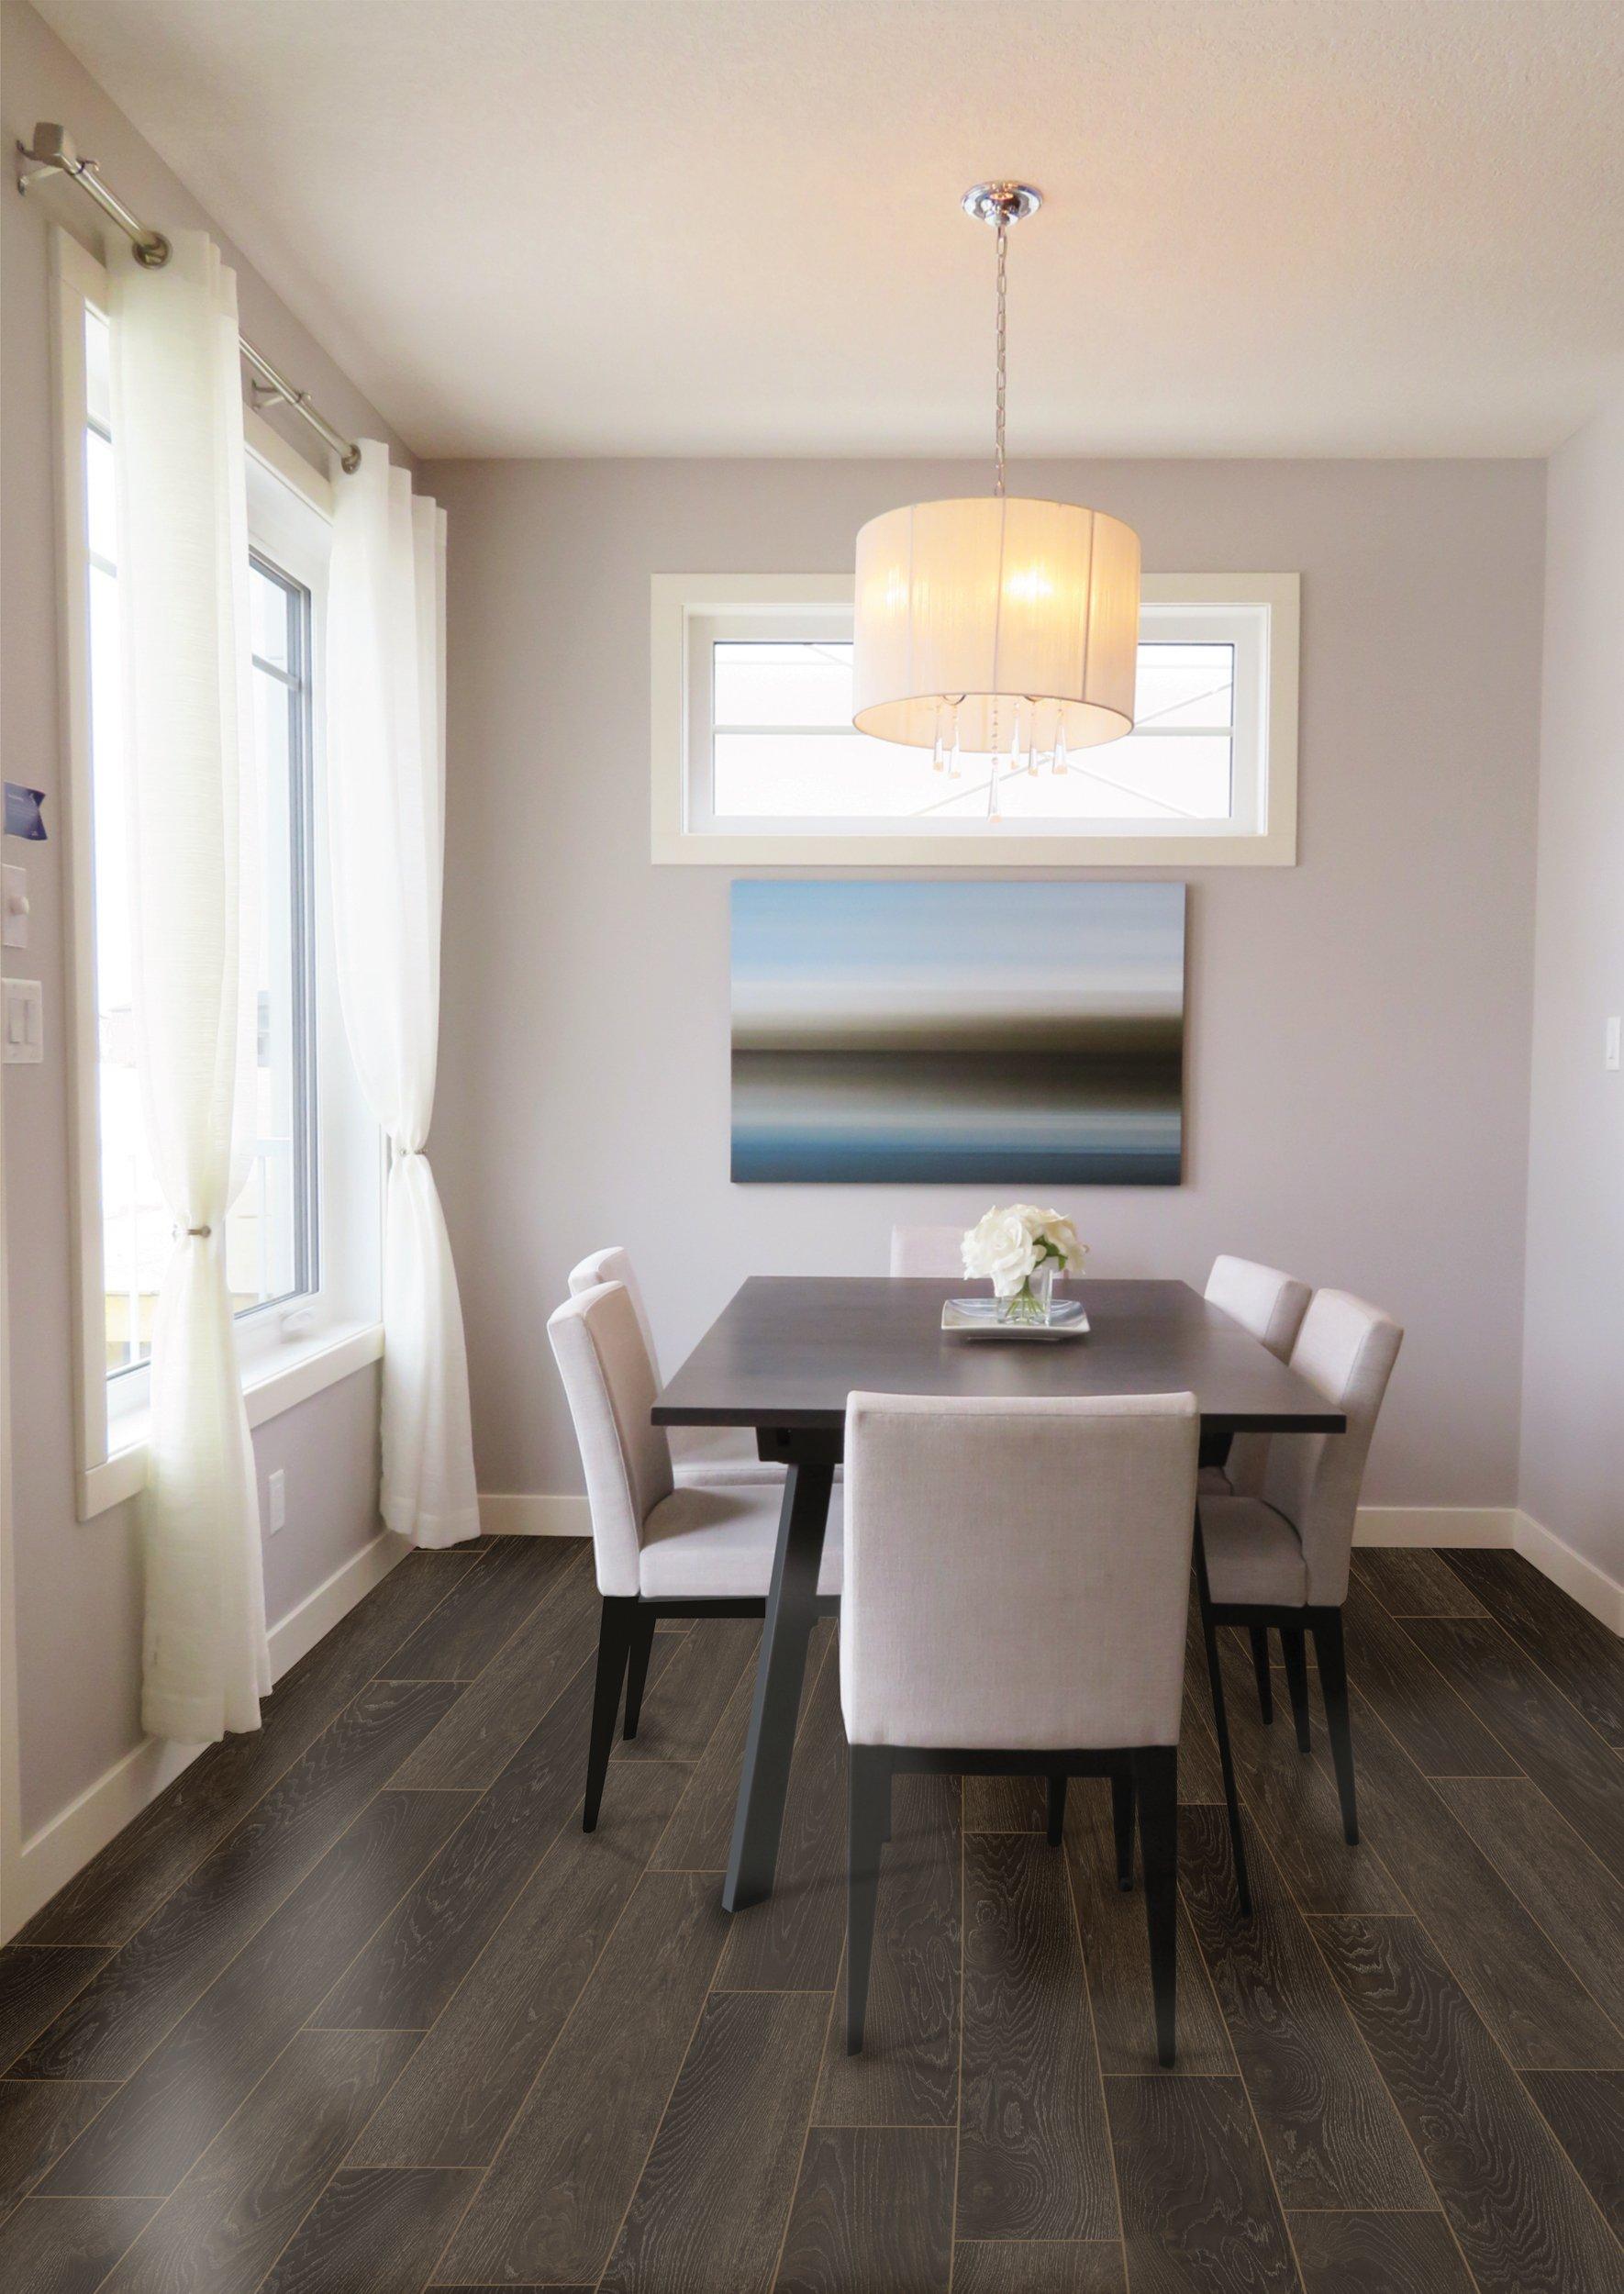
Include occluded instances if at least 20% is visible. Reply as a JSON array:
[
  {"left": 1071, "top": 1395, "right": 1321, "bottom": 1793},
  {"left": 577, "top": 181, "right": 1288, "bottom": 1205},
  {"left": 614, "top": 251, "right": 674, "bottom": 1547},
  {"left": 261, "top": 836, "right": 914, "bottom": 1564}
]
[
  {"left": 109, "top": 228, "right": 270, "bottom": 1742},
  {"left": 328, "top": 442, "right": 479, "bottom": 1547}
]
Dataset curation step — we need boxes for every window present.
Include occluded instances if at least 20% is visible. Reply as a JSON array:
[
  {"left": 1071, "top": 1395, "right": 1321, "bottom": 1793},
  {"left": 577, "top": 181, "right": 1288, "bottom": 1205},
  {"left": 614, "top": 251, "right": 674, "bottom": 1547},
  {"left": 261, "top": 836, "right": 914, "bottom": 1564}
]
[
  {"left": 55, "top": 230, "right": 382, "bottom": 1512},
  {"left": 653, "top": 573, "right": 1297, "bottom": 866}
]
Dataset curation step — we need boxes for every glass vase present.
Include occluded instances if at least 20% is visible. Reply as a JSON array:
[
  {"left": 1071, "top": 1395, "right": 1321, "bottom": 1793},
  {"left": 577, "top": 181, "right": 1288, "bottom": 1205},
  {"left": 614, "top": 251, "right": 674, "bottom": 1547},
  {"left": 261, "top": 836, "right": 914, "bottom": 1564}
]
[{"left": 996, "top": 1261, "right": 1058, "bottom": 1326}]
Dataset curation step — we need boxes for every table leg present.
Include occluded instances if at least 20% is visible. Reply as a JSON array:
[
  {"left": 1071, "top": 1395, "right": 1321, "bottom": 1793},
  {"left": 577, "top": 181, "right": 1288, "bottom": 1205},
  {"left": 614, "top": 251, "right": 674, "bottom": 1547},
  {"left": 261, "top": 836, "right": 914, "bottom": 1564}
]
[
  {"left": 1194, "top": 1517, "right": 1253, "bottom": 1918},
  {"left": 723, "top": 1456, "right": 833, "bottom": 1912}
]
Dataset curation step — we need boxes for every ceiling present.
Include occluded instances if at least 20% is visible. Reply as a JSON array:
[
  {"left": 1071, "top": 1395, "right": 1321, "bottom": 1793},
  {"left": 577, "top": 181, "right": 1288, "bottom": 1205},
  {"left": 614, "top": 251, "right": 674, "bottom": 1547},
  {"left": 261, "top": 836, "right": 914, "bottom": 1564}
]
[{"left": 33, "top": 0, "right": 1624, "bottom": 460}]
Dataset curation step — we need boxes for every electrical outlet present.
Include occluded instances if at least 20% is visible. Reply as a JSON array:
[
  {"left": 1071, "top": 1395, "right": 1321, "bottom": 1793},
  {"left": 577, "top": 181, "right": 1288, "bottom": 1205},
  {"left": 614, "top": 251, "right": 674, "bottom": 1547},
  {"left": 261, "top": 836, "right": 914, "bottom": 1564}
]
[{"left": 267, "top": 1468, "right": 286, "bottom": 1534}]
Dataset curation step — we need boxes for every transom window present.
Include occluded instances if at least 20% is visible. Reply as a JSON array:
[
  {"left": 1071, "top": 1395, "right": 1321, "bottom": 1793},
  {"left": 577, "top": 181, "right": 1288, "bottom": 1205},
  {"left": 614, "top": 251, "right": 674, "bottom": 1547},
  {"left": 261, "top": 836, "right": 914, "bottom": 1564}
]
[{"left": 653, "top": 573, "right": 1297, "bottom": 866}]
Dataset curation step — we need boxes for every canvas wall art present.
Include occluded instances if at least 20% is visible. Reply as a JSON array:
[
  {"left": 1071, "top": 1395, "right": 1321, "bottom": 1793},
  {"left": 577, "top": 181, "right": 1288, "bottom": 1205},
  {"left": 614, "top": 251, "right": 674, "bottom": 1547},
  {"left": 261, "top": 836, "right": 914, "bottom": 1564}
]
[{"left": 729, "top": 879, "right": 1185, "bottom": 1184}]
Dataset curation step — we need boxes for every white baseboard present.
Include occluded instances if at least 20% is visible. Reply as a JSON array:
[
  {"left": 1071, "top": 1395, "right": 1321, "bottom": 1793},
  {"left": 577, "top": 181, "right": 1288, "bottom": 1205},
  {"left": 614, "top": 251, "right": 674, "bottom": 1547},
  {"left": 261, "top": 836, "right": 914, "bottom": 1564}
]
[
  {"left": 6, "top": 1528, "right": 407, "bottom": 1940},
  {"left": 1511, "top": 1509, "right": 1624, "bottom": 1635},
  {"left": 479, "top": 1492, "right": 591, "bottom": 1537},
  {"left": 1352, "top": 1505, "right": 1515, "bottom": 1549}
]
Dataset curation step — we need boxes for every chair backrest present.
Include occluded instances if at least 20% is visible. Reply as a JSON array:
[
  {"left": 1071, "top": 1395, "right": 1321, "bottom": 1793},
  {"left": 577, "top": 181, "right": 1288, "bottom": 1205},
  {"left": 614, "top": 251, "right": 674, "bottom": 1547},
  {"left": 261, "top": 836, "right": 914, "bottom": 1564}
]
[
  {"left": 568, "top": 1244, "right": 662, "bottom": 1376},
  {"left": 840, "top": 1391, "right": 1199, "bottom": 1753},
  {"left": 547, "top": 1282, "right": 673, "bottom": 1596},
  {"left": 888, "top": 1224, "right": 968, "bottom": 1277},
  {"left": 1262, "top": 1290, "right": 1403, "bottom": 1605},
  {"left": 1205, "top": 1255, "right": 1313, "bottom": 1494}
]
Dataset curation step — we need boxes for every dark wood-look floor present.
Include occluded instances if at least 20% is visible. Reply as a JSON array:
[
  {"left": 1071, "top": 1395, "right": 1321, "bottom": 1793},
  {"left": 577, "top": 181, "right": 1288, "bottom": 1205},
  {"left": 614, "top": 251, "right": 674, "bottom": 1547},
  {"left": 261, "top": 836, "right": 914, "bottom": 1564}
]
[{"left": 1, "top": 1537, "right": 1621, "bottom": 2292}]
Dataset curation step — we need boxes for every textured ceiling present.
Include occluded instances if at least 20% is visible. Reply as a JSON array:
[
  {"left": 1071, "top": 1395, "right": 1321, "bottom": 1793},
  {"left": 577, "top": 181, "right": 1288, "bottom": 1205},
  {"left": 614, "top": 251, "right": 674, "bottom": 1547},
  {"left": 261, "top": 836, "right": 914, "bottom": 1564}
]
[{"left": 30, "top": 0, "right": 1624, "bottom": 458}]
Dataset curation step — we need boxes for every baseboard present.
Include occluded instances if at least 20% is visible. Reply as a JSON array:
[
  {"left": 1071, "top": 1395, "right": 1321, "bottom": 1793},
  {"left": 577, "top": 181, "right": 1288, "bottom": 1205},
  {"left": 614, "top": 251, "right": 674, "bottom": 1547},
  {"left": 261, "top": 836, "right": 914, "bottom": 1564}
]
[
  {"left": 6, "top": 1527, "right": 407, "bottom": 1940},
  {"left": 479, "top": 1492, "right": 591, "bottom": 1537},
  {"left": 1511, "top": 1509, "right": 1624, "bottom": 1635},
  {"left": 1352, "top": 1505, "right": 1515, "bottom": 1549}
]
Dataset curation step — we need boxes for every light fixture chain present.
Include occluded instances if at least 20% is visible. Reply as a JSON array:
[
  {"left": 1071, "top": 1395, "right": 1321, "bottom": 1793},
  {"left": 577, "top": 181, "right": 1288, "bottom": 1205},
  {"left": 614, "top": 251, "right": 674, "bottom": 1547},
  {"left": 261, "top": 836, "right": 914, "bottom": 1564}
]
[{"left": 994, "top": 217, "right": 1007, "bottom": 497}]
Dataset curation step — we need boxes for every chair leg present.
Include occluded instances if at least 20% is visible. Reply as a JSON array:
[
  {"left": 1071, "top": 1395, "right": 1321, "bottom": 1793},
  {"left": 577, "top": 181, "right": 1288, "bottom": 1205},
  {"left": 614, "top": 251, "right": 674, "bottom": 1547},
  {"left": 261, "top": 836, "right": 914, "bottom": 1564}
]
[
  {"left": 1047, "top": 1772, "right": 1068, "bottom": 1847},
  {"left": 1194, "top": 1531, "right": 1252, "bottom": 1917},
  {"left": 1111, "top": 1769, "right": 1136, "bottom": 1890},
  {"left": 622, "top": 1607, "right": 658, "bottom": 1741},
  {"left": 584, "top": 1598, "right": 635, "bottom": 1833},
  {"left": 1280, "top": 1626, "right": 1312, "bottom": 1754},
  {"left": 1249, "top": 1626, "right": 1274, "bottom": 1725},
  {"left": 1134, "top": 1746, "right": 1179, "bottom": 2066},
  {"left": 846, "top": 1748, "right": 889, "bottom": 2054},
  {"left": 1311, "top": 1609, "right": 1359, "bottom": 1845}
]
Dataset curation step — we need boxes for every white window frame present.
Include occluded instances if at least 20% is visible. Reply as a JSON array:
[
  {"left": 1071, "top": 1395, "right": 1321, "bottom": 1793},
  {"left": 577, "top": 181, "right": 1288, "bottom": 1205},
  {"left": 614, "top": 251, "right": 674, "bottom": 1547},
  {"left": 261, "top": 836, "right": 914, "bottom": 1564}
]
[
  {"left": 651, "top": 569, "right": 1298, "bottom": 867},
  {"left": 50, "top": 228, "right": 384, "bottom": 1520}
]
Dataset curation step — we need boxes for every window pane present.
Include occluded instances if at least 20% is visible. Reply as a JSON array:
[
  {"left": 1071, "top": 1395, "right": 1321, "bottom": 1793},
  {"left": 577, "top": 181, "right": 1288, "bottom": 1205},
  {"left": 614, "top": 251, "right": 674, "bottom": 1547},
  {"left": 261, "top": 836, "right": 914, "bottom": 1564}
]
[
  {"left": 714, "top": 640, "right": 854, "bottom": 728},
  {"left": 86, "top": 428, "right": 117, "bottom": 567},
  {"left": 249, "top": 561, "right": 291, "bottom": 671},
  {"left": 1134, "top": 643, "right": 1233, "bottom": 730}
]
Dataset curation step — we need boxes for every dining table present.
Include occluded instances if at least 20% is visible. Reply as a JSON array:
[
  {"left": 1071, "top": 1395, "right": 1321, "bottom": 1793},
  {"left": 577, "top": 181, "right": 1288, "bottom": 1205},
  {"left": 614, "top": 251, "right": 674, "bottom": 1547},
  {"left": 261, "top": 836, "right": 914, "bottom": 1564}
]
[{"left": 651, "top": 1275, "right": 1347, "bottom": 1913}]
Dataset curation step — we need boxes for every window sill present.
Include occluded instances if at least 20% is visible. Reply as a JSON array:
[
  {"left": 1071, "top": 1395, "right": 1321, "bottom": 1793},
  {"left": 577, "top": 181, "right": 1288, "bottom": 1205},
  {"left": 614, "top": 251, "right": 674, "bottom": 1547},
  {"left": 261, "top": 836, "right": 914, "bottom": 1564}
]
[{"left": 76, "top": 1320, "right": 384, "bottom": 1522}]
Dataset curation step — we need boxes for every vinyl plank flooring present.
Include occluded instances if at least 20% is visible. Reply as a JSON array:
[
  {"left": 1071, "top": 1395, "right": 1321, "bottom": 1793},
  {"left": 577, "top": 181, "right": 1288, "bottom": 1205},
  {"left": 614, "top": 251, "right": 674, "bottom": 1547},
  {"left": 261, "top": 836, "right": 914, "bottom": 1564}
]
[
  {"left": 39, "top": 1789, "right": 467, "bottom": 2199},
  {"left": 258, "top": 2165, "right": 475, "bottom": 2293},
  {"left": 17, "top": 1548, "right": 480, "bottom": 1949},
  {"left": 1178, "top": 1806, "right": 1429, "bottom": 2209},
  {"left": 349, "top": 1757, "right": 688, "bottom": 2168},
  {"left": 614, "top": 1617, "right": 762, "bottom": 1768},
  {"left": 17, "top": 1678, "right": 464, "bottom": 2082},
  {"left": 1317, "top": 1692, "right": 1624, "bottom": 2069},
  {"left": 1351, "top": 1547, "right": 1489, "bottom": 1618},
  {"left": 0, "top": 1947, "right": 107, "bottom": 2071},
  {"left": 1520, "top": 2069, "right": 1624, "bottom": 2241},
  {"left": 1062, "top": 1780, "right": 1235, "bottom": 2078},
  {"left": 1179, "top": 1609, "right": 1234, "bottom": 1806},
  {"left": 0, "top": 2077, "right": 118, "bottom": 2214},
  {"left": 773, "top": 2126, "right": 953, "bottom": 2294},
  {"left": 951, "top": 2243, "right": 1127, "bottom": 2294},
  {"left": 0, "top": 2195, "right": 159, "bottom": 2294},
  {"left": 1440, "top": 1550, "right": 1624, "bottom": 1751},
  {"left": 1212, "top": 1632, "right": 1407, "bottom": 1915},
  {"left": 1105, "top": 2074, "right": 1303, "bottom": 2294},
  {"left": 97, "top": 2027, "right": 419, "bottom": 2294},
  {"left": 1400, "top": 1617, "right": 1624, "bottom": 1883},
  {"left": 377, "top": 1533, "right": 575, "bottom": 1682},
  {"left": 1315, "top": 1914, "right": 1624, "bottom": 2294},
  {"left": 812, "top": 1776, "right": 961, "bottom": 2130},
  {"left": 436, "top": 1871, "right": 729, "bottom": 2288},
  {"left": 1339, "top": 1583, "right": 1522, "bottom": 1777},
  {"left": 1437, "top": 1776, "right": 1624, "bottom": 2041},
  {"left": 1288, "top": 2210, "right": 1474, "bottom": 2294},
  {"left": 650, "top": 1656, "right": 759, "bottom": 1872},
  {"left": 716, "top": 1631, "right": 845, "bottom": 1992},
  {"left": 963, "top": 1776, "right": 1046, "bottom": 1832},
  {"left": 598, "top": 1989, "right": 827, "bottom": 2293},
  {"left": 390, "top": 1545, "right": 599, "bottom": 1791},
  {"left": 957, "top": 1831, "right": 1115, "bottom": 2242},
  {"left": 312, "top": 1647, "right": 672, "bottom": 2034}
]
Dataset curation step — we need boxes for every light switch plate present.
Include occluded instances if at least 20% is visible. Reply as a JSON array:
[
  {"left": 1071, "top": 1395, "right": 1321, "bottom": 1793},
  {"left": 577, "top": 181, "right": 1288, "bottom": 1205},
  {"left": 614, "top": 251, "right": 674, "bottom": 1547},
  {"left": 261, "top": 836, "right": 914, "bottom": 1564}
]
[
  {"left": 1607, "top": 1016, "right": 1620, "bottom": 1073},
  {"left": 2, "top": 977, "right": 42, "bottom": 1063},
  {"left": 267, "top": 1468, "right": 286, "bottom": 1534},
  {"left": 2, "top": 864, "right": 28, "bottom": 949}
]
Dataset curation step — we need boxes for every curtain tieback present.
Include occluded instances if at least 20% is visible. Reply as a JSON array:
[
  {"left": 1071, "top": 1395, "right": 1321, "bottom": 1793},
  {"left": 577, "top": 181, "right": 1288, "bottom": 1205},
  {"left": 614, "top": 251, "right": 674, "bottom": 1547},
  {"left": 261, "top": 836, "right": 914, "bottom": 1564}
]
[{"left": 177, "top": 1224, "right": 212, "bottom": 1238}]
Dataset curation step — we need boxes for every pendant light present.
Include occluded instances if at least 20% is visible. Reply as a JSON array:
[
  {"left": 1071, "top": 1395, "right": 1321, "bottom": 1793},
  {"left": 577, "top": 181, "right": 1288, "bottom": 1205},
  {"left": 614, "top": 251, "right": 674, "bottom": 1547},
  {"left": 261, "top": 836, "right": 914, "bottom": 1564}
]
[{"left": 852, "top": 184, "right": 1140, "bottom": 783}]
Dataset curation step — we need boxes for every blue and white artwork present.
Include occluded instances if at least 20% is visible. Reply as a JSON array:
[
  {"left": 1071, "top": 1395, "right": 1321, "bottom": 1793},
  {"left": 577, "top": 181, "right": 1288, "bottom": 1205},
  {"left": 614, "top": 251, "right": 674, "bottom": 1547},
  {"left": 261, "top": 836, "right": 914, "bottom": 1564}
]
[{"left": 729, "top": 880, "right": 1185, "bottom": 1185}]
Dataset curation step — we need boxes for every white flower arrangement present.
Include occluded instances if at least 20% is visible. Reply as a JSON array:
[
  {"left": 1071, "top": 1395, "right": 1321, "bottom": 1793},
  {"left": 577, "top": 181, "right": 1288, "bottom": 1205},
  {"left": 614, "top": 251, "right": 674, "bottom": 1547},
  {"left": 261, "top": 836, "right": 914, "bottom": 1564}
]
[{"left": 962, "top": 1204, "right": 1088, "bottom": 1302}]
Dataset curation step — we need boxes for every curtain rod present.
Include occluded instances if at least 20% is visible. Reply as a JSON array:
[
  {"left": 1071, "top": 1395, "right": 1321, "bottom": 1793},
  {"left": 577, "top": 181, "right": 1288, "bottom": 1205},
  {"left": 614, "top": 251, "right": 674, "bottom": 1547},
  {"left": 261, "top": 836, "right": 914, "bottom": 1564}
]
[{"left": 16, "top": 122, "right": 362, "bottom": 475}]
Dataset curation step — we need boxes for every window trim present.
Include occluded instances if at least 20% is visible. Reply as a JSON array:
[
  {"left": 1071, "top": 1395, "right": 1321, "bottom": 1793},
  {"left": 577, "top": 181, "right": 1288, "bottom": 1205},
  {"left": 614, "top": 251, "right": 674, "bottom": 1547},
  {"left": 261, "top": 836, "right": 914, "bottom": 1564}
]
[
  {"left": 50, "top": 227, "right": 384, "bottom": 1520},
  {"left": 651, "top": 569, "right": 1299, "bottom": 868}
]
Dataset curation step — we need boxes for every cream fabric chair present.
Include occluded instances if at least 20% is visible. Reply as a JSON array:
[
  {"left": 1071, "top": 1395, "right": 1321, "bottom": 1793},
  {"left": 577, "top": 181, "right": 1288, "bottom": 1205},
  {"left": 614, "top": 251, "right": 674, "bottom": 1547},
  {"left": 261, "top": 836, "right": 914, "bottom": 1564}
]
[
  {"left": 567, "top": 1246, "right": 784, "bottom": 1487},
  {"left": 887, "top": 1224, "right": 968, "bottom": 1277},
  {"left": 1197, "top": 1290, "right": 1403, "bottom": 1846},
  {"left": 1200, "top": 1255, "right": 1313, "bottom": 1728},
  {"left": 840, "top": 1388, "right": 1199, "bottom": 2066},
  {"left": 549, "top": 1282, "right": 842, "bottom": 1830}
]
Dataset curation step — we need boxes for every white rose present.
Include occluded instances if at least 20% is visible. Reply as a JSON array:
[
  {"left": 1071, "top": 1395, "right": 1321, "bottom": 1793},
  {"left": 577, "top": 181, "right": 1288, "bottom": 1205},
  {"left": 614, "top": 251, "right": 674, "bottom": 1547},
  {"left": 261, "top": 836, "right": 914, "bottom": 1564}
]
[{"left": 962, "top": 1206, "right": 1040, "bottom": 1297}]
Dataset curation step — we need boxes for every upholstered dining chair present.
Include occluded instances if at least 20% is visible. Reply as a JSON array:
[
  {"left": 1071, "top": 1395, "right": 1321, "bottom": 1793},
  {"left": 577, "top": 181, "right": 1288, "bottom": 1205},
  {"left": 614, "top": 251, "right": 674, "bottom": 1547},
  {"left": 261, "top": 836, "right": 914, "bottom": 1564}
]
[
  {"left": 1197, "top": 1290, "right": 1403, "bottom": 1846},
  {"left": 1200, "top": 1255, "right": 1313, "bottom": 1725},
  {"left": 549, "top": 1281, "right": 842, "bottom": 1830},
  {"left": 887, "top": 1224, "right": 969, "bottom": 1277},
  {"left": 567, "top": 1246, "right": 783, "bottom": 1487},
  {"left": 840, "top": 1389, "right": 1200, "bottom": 2066}
]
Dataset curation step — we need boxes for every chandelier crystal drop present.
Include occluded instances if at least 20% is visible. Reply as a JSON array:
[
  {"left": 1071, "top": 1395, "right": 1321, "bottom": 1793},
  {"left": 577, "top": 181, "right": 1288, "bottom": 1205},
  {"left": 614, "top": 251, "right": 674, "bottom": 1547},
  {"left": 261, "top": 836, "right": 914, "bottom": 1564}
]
[{"left": 851, "top": 184, "right": 1141, "bottom": 770}]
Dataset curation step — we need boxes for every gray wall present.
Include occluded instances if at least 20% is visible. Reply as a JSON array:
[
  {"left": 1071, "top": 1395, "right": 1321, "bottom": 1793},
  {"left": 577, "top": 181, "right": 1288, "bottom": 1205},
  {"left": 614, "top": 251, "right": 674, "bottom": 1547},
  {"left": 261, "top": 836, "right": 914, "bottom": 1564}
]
[
  {"left": 1, "top": 0, "right": 403, "bottom": 1837},
  {"left": 1519, "top": 387, "right": 1624, "bottom": 1584},
  {"left": 423, "top": 453, "right": 1547, "bottom": 1515}
]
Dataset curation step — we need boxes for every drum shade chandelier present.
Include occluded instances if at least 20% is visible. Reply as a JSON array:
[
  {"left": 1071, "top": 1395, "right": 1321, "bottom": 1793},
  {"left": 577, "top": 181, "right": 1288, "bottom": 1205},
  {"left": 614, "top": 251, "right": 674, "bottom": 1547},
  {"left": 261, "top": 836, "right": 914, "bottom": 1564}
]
[{"left": 852, "top": 184, "right": 1140, "bottom": 787}]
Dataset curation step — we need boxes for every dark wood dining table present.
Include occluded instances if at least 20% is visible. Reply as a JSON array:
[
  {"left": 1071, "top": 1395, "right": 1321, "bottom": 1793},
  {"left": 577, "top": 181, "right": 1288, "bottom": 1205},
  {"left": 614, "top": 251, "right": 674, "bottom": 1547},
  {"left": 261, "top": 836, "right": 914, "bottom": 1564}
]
[{"left": 652, "top": 1275, "right": 1346, "bottom": 1913}]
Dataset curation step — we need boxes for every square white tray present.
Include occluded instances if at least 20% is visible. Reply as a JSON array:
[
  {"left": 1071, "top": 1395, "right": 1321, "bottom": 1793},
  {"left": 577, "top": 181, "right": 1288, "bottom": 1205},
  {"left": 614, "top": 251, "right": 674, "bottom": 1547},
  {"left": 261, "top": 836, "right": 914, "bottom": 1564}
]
[{"left": 941, "top": 1296, "right": 1091, "bottom": 1342}]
